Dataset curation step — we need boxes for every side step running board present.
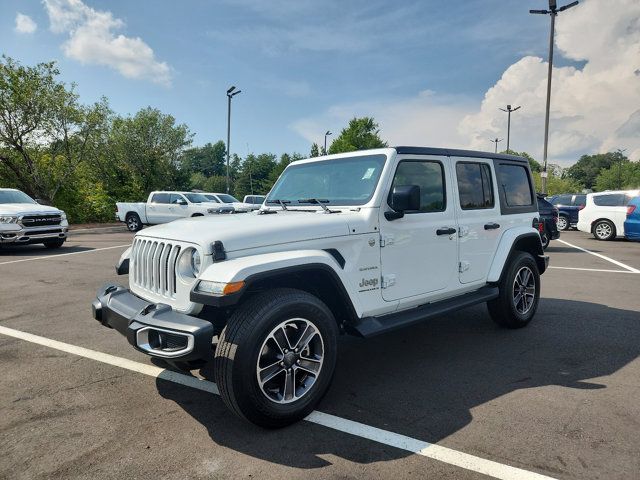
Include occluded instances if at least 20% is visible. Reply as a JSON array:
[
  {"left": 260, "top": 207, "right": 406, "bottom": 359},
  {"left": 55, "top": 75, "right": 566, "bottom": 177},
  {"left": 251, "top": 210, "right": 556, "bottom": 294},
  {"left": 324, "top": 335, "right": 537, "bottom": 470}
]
[{"left": 350, "top": 286, "right": 499, "bottom": 338}]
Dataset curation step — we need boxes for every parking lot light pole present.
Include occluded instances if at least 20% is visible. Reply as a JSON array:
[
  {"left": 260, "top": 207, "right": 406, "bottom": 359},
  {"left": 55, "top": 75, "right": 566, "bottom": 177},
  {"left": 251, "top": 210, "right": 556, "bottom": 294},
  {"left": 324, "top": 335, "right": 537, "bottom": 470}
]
[
  {"left": 499, "top": 105, "right": 521, "bottom": 152},
  {"left": 490, "top": 138, "right": 503, "bottom": 153},
  {"left": 324, "top": 131, "right": 332, "bottom": 155},
  {"left": 226, "top": 86, "right": 242, "bottom": 194},
  {"left": 530, "top": 0, "right": 579, "bottom": 194}
]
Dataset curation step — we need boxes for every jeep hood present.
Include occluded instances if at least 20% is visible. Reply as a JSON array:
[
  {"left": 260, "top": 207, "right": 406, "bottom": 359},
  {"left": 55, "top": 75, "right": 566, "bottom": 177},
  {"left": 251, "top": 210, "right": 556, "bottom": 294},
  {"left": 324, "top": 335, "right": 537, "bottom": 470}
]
[
  {"left": 139, "top": 210, "right": 361, "bottom": 253},
  {"left": 0, "top": 203, "right": 63, "bottom": 215}
]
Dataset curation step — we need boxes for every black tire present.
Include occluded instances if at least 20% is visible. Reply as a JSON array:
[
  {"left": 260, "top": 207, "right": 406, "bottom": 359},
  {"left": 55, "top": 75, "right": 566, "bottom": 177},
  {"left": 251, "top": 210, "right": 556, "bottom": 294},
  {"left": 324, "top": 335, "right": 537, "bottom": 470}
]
[
  {"left": 592, "top": 220, "right": 616, "bottom": 241},
  {"left": 214, "top": 288, "right": 339, "bottom": 428},
  {"left": 43, "top": 238, "right": 65, "bottom": 249},
  {"left": 191, "top": 213, "right": 204, "bottom": 217},
  {"left": 125, "top": 213, "right": 142, "bottom": 232},
  {"left": 487, "top": 251, "right": 540, "bottom": 329},
  {"left": 540, "top": 232, "right": 550, "bottom": 250},
  {"left": 557, "top": 215, "right": 569, "bottom": 231}
]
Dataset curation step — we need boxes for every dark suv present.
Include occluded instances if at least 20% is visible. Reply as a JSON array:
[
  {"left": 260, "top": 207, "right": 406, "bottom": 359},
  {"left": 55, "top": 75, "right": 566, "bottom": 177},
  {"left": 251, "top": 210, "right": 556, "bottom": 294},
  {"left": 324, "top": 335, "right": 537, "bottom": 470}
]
[
  {"left": 547, "top": 193, "right": 586, "bottom": 231},
  {"left": 537, "top": 194, "right": 560, "bottom": 249}
]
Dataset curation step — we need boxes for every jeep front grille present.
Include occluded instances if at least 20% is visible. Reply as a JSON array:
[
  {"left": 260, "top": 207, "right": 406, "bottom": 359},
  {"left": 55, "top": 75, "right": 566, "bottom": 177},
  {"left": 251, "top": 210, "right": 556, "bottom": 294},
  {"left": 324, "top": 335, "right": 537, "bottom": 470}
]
[{"left": 131, "top": 238, "right": 181, "bottom": 298}]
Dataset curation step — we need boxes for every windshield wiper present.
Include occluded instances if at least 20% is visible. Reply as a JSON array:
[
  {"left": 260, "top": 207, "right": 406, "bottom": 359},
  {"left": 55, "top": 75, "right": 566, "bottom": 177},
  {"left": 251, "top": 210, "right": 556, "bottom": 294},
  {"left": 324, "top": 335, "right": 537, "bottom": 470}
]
[
  {"left": 297, "top": 198, "right": 334, "bottom": 213},
  {"left": 266, "top": 199, "right": 290, "bottom": 210}
]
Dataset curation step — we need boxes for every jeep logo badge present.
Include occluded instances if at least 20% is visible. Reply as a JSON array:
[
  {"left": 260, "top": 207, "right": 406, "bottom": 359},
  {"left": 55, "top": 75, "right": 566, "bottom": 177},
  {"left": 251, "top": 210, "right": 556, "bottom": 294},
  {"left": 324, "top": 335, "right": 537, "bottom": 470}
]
[
  {"left": 359, "top": 277, "right": 379, "bottom": 288},
  {"left": 368, "top": 238, "right": 375, "bottom": 247}
]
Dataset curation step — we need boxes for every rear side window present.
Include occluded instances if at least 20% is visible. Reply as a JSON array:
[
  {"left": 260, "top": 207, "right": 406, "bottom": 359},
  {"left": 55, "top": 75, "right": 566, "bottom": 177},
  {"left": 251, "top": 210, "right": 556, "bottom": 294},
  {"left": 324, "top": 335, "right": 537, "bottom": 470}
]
[
  {"left": 593, "top": 194, "right": 626, "bottom": 207},
  {"left": 553, "top": 194, "right": 572, "bottom": 205},
  {"left": 151, "top": 193, "right": 170, "bottom": 204},
  {"left": 389, "top": 160, "right": 445, "bottom": 212},
  {"left": 456, "top": 162, "right": 494, "bottom": 209},
  {"left": 573, "top": 195, "right": 586, "bottom": 207},
  {"left": 496, "top": 164, "right": 533, "bottom": 207}
]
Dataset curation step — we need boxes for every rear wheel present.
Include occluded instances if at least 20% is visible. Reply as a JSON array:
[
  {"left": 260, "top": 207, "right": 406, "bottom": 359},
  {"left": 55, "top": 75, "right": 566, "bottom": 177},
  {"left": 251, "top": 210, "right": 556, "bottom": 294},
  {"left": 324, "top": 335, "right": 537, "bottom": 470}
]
[
  {"left": 593, "top": 220, "right": 615, "bottom": 241},
  {"left": 214, "top": 288, "right": 338, "bottom": 428},
  {"left": 43, "top": 238, "right": 65, "bottom": 249},
  {"left": 488, "top": 251, "right": 540, "bottom": 329},
  {"left": 557, "top": 215, "right": 568, "bottom": 231},
  {"left": 540, "top": 232, "right": 550, "bottom": 250},
  {"left": 125, "top": 213, "right": 142, "bottom": 232}
]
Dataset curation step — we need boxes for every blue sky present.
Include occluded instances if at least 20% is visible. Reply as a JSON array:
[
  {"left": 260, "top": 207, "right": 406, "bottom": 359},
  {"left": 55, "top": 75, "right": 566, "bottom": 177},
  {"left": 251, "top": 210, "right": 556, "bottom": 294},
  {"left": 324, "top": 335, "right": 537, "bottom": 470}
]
[{"left": 2, "top": 0, "right": 639, "bottom": 164}]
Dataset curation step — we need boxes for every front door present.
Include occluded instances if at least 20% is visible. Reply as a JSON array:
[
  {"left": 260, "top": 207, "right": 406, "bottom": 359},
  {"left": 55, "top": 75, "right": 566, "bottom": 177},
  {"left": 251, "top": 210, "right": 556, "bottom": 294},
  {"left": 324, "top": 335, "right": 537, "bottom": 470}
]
[
  {"left": 169, "top": 193, "right": 189, "bottom": 221},
  {"left": 380, "top": 157, "right": 458, "bottom": 302},
  {"left": 452, "top": 158, "right": 502, "bottom": 284},
  {"left": 147, "top": 192, "right": 172, "bottom": 224}
]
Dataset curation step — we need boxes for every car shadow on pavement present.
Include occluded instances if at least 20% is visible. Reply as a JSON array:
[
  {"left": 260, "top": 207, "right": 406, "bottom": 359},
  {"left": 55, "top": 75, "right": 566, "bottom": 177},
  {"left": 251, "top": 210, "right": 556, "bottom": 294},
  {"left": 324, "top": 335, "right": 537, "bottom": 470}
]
[
  {"left": 0, "top": 244, "right": 93, "bottom": 258},
  {"left": 155, "top": 298, "right": 640, "bottom": 469}
]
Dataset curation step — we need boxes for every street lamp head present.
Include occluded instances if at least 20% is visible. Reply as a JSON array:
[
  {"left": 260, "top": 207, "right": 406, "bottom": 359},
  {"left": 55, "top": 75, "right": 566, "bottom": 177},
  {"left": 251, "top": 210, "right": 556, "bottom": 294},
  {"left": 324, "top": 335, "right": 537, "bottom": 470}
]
[
  {"left": 507, "top": 104, "right": 512, "bottom": 110},
  {"left": 227, "top": 86, "right": 236, "bottom": 94},
  {"left": 529, "top": 9, "right": 549, "bottom": 14},
  {"left": 548, "top": 0, "right": 557, "bottom": 10},
  {"left": 558, "top": 1, "right": 578, "bottom": 12},
  {"left": 325, "top": 131, "right": 332, "bottom": 136},
  {"left": 512, "top": 105, "right": 521, "bottom": 111}
]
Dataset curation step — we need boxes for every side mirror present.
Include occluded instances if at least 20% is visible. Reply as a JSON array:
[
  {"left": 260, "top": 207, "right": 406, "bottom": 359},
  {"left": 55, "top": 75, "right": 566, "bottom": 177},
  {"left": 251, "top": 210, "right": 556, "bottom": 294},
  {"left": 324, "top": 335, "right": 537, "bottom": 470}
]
[
  {"left": 35, "top": 198, "right": 51, "bottom": 206},
  {"left": 385, "top": 185, "right": 421, "bottom": 221},
  {"left": 176, "top": 198, "right": 187, "bottom": 205}
]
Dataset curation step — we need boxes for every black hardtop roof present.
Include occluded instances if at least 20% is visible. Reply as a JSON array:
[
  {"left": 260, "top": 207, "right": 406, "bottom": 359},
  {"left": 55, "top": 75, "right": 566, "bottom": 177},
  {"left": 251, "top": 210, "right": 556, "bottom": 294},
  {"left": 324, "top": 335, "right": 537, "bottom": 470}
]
[{"left": 394, "top": 146, "right": 528, "bottom": 163}]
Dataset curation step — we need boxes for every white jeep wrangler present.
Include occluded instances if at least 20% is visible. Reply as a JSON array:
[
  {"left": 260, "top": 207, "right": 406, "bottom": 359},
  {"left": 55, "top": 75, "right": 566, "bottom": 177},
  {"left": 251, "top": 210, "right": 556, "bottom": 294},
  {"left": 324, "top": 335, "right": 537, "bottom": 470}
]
[{"left": 93, "top": 147, "right": 548, "bottom": 428}]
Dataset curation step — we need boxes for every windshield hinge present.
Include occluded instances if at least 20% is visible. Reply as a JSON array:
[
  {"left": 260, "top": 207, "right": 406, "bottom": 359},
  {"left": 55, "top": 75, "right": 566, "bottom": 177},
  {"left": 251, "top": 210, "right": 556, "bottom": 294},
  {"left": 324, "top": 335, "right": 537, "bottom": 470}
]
[
  {"left": 380, "top": 234, "right": 394, "bottom": 247},
  {"left": 381, "top": 274, "right": 396, "bottom": 289}
]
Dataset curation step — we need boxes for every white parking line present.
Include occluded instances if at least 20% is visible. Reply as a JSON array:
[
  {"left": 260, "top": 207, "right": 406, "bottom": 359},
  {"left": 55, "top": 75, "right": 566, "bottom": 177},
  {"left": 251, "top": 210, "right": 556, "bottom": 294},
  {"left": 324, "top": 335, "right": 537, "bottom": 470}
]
[
  {"left": 549, "top": 266, "right": 637, "bottom": 274},
  {"left": 0, "top": 244, "right": 130, "bottom": 266},
  {"left": 556, "top": 239, "right": 640, "bottom": 273},
  {"left": 0, "top": 324, "right": 556, "bottom": 480}
]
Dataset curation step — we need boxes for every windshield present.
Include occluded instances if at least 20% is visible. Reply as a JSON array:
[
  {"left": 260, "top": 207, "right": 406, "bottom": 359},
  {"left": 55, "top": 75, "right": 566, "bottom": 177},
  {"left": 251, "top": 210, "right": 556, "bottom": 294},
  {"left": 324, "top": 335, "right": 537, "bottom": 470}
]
[
  {"left": 0, "top": 190, "right": 37, "bottom": 204},
  {"left": 217, "top": 194, "right": 240, "bottom": 203},
  {"left": 184, "top": 193, "right": 210, "bottom": 203},
  {"left": 267, "top": 154, "right": 386, "bottom": 206}
]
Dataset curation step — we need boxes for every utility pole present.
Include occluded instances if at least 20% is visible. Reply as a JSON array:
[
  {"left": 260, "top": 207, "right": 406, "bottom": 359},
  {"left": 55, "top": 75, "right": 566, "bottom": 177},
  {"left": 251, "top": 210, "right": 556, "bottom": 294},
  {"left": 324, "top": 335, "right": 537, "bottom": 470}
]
[
  {"left": 324, "top": 130, "right": 332, "bottom": 155},
  {"left": 530, "top": 0, "right": 579, "bottom": 194},
  {"left": 490, "top": 138, "right": 503, "bottom": 153},
  {"left": 499, "top": 105, "right": 521, "bottom": 152},
  {"left": 226, "top": 86, "right": 242, "bottom": 194}
]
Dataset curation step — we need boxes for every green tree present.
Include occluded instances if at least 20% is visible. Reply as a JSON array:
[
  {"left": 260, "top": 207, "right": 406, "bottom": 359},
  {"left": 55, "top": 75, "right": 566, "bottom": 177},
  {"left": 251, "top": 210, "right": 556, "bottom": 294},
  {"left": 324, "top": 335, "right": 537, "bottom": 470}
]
[
  {"left": 566, "top": 151, "right": 629, "bottom": 189},
  {"left": 0, "top": 56, "right": 110, "bottom": 202},
  {"left": 310, "top": 143, "right": 320, "bottom": 157},
  {"left": 503, "top": 150, "right": 542, "bottom": 173},
  {"left": 328, "top": 117, "right": 387, "bottom": 154},
  {"left": 594, "top": 162, "right": 640, "bottom": 191},
  {"left": 108, "top": 107, "right": 193, "bottom": 198},
  {"left": 180, "top": 141, "right": 226, "bottom": 177}
]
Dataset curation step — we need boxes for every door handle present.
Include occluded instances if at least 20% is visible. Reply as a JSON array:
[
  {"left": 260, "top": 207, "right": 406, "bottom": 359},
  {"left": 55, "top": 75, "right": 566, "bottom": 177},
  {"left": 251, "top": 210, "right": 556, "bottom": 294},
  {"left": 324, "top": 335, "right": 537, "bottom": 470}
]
[
  {"left": 484, "top": 222, "right": 501, "bottom": 230},
  {"left": 436, "top": 227, "right": 457, "bottom": 236}
]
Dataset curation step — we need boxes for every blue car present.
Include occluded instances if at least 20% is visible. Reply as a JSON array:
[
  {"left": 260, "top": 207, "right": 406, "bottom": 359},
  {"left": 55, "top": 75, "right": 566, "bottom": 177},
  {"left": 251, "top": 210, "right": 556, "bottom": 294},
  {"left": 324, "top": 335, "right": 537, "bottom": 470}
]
[
  {"left": 624, "top": 196, "right": 640, "bottom": 241},
  {"left": 547, "top": 193, "right": 586, "bottom": 231}
]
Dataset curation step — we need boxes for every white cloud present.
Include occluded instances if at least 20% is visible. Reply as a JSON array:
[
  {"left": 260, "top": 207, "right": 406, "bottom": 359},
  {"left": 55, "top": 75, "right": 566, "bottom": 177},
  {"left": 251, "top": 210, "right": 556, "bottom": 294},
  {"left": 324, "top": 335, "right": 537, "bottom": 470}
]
[
  {"left": 15, "top": 13, "right": 37, "bottom": 34},
  {"left": 293, "top": 0, "right": 640, "bottom": 165},
  {"left": 43, "top": 0, "right": 172, "bottom": 86}
]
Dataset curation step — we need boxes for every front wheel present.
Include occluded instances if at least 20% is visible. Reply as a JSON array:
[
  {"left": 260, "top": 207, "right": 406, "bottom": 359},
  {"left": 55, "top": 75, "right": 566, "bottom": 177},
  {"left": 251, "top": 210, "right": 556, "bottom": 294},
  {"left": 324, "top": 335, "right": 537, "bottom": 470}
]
[
  {"left": 488, "top": 251, "right": 540, "bottom": 329},
  {"left": 593, "top": 220, "right": 616, "bottom": 241},
  {"left": 214, "top": 288, "right": 338, "bottom": 428}
]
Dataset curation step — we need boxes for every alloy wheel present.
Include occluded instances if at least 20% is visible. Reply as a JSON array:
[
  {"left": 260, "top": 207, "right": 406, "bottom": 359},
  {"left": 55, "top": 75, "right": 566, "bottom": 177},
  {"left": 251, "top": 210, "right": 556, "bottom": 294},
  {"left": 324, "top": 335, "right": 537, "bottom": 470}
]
[
  {"left": 512, "top": 266, "right": 536, "bottom": 315},
  {"left": 595, "top": 222, "right": 612, "bottom": 240},
  {"left": 256, "top": 318, "right": 324, "bottom": 404}
]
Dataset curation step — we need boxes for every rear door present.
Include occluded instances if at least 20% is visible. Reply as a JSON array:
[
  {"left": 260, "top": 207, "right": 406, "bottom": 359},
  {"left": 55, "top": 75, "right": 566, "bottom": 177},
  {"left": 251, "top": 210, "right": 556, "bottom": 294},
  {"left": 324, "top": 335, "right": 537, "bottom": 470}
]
[
  {"left": 379, "top": 156, "right": 458, "bottom": 301},
  {"left": 147, "top": 193, "right": 171, "bottom": 224},
  {"left": 453, "top": 158, "right": 501, "bottom": 284}
]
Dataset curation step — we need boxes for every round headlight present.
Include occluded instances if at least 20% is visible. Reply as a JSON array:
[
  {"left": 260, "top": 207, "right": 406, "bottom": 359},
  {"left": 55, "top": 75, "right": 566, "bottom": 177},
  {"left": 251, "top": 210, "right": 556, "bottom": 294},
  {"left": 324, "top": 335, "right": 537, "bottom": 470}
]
[
  {"left": 177, "top": 248, "right": 201, "bottom": 281},
  {"left": 191, "top": 249, "right": 201, "bottom": 275}
]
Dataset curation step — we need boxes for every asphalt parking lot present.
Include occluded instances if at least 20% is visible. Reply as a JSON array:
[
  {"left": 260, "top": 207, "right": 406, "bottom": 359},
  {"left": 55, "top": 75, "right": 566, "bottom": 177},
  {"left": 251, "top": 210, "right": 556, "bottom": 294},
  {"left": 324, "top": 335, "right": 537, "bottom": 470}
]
[{"left": 0, "top": 228, "right": 639, "bottom": 480}]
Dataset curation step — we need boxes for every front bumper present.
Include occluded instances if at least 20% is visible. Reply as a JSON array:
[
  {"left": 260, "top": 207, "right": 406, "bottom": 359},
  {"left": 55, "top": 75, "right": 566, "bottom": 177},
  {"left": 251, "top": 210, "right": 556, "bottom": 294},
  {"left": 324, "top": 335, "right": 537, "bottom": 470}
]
[
  {"left": 0, "top": 226, "right": 67, "bottom": 244},
  {"left": 92, "top": 284, "right": 214, "bottom": 361}
]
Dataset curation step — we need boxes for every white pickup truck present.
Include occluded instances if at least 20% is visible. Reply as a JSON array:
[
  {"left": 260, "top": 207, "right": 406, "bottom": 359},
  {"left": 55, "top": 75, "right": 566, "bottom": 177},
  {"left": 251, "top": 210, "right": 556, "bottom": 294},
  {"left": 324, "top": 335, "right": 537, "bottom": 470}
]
[{"left": 116, "top": 191, "right": 233, "bottom": 232}]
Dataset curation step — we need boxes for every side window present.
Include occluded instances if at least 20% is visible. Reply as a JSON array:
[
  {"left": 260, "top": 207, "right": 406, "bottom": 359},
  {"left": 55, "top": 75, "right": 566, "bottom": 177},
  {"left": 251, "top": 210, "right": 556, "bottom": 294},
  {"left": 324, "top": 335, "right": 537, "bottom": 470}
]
[
  {"left": 496, "top": 164, "right": 533, "bottom": 207},
  {"left": 554, "top": 194, "right": 572, "bottom": 205},
  {"left": 456, "top": 162, "right": 494, "bottom": 210},
  {"left": 573, "top": 195, "right": 586, "bottom": 207},
  {"left": 151, "top": 193, "right": 170, "bottom": 204},
  {"left": 170, "top": 194, "right": 186, "bottom": 204},
  {"left": 593, "top": 194, "right": 625, "bottom": 207},
  {"left": 388, "top": 160, "right": 445, "bottom": 212}
]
